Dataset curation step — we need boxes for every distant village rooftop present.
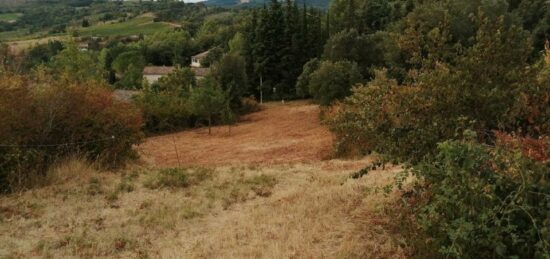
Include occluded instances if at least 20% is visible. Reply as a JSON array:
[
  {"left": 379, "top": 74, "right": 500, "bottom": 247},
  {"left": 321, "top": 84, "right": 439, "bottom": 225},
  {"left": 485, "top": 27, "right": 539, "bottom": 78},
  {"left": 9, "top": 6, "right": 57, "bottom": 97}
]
[
  {"left": 191, "top": 50, "right": 210, "bottom": 59},
  {"left": 142, "top": 66, "right": 210, "bottom": 85},
  {"left": 143, "top": 66, "right": 175, "bottom": 76}
]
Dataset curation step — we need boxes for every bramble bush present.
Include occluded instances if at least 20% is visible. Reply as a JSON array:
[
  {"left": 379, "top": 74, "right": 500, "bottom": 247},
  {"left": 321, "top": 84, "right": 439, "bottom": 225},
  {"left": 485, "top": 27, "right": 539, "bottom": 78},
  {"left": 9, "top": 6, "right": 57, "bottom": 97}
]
[
  {"left": 408, "top": 132, "right": 549, "bottom": 258},
  {"left": 329, "top": 15, "right": 550, "bottom": 162},
  {"left": 328, "top": 11, "right": 550, "bottom": 257},
  {"left": 0, "top": 72, "right": 143, "bottom": 192}
]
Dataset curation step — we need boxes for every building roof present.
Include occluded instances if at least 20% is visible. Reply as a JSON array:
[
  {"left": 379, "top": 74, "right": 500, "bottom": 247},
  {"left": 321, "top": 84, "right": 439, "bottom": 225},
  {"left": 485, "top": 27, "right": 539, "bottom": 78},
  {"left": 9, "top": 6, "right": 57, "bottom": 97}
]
[
  {"left": 143, "top": 66, "right": 209, "bottom": 77},
  {"left": 191, "top": 50, "right": 210, "bottom": 59},
  {"left": 143, "top": 66, "right": 175, "bottom": 75},
  {"left": 191, "top": 67, "right": 210, "bottom": 77}
]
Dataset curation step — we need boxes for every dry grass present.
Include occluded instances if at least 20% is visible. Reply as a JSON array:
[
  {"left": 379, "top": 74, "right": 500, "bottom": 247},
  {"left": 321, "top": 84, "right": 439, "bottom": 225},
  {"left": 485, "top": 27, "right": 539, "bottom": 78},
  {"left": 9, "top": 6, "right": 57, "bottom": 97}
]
[
  {"left": 0, "top": 158, "right": 408, "bottom": 258},
  {"left": 0, "top": 102, "right": 409, "bottom": 258},
  {"left": 138, "top": 101, "right": 334, "bottom": 167}
]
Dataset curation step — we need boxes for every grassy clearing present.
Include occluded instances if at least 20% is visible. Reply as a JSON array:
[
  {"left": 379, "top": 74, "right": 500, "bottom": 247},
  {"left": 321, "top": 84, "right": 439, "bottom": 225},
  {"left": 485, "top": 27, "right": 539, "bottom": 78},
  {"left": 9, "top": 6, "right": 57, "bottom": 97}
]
[
  {"left": 78, "top": 16, "right": 174, "bottom": 37},
  {"left": 0, "top": 13, "right": 22, "bottom": 22},
  {"left": 0, "top": 158, "right": 408, "bottom": 258},
  {"left": 0, "top": 159, "right": 284, "bottom": 258}
]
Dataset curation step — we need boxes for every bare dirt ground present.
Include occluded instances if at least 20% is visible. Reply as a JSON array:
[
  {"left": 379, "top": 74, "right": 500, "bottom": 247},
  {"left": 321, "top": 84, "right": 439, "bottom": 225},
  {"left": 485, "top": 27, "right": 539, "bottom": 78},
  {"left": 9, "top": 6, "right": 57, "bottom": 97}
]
[
  {"left": 0, "top": 101, "right": 408, "bottom": 258},
  {"left": 138, "top": 101, "right": 334, "bottom": 167}
]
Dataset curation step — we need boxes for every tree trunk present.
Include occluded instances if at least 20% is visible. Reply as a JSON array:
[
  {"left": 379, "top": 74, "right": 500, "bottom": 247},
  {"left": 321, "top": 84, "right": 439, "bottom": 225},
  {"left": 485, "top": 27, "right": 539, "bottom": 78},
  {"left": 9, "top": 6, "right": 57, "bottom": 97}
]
[{"left": 208, "top": 116, "right": 212, "bottom": 135}]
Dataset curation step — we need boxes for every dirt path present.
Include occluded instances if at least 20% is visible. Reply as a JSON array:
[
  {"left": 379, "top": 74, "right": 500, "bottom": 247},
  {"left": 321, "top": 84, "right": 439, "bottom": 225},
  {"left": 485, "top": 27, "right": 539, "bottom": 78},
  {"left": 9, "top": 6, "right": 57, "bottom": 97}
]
[
  {"left": 136, "top": 101, "right": 407, "bottom": 257},
  {"left": 138, "top": 101, "right": 334, "bottom": 167}
]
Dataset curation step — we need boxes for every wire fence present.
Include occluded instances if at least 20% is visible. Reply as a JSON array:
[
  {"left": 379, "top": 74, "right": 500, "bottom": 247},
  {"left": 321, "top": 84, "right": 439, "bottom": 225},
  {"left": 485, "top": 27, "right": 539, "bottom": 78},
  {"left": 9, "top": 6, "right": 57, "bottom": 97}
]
[{"left": 0, "top": 136, "right": 116, "bottom": 148}]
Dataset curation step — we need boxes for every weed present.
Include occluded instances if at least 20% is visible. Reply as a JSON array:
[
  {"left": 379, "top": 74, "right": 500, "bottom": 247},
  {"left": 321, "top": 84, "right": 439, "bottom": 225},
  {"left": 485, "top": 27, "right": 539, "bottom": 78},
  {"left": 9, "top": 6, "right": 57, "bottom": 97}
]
[
  {"left": 144, "top": 168, "right": 189, "bottom": 189},
  {"left": 86, "top": 177, "right": 103, "bottom": 196},
  {"left": 143, "top": 167, "right": 213, "bottom": 189},
  {"left": 105, "top": 191, "right": 119, "bottom": 202},
  {"left": 116, "top": 178, "right": 135, "bottom": 193}
]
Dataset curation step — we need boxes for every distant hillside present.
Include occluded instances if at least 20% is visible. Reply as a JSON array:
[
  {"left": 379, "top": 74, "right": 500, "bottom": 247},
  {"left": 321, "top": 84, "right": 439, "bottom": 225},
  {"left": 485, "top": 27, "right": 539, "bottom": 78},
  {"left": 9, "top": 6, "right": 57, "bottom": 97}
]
[
  {"left": 0, "top": 0, "right": 27, "bottom": 7},
  {"left": 205, "top": 0, "right": 330, "bottom": 9}
]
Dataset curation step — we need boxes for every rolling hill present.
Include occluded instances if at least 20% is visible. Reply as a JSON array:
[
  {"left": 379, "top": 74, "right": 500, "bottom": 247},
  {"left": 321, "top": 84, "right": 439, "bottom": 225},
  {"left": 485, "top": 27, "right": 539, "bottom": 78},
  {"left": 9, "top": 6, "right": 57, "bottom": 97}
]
[{"left": 205, "top": 0, "right": 331, "bottom": 9}]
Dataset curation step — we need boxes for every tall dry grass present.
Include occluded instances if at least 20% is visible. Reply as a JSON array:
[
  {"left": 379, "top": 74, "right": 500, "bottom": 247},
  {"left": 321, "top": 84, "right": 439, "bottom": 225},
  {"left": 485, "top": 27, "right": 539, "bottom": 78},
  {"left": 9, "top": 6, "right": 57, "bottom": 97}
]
[{"left": 0, "top": 158, "right": 409, "bottom": 258}]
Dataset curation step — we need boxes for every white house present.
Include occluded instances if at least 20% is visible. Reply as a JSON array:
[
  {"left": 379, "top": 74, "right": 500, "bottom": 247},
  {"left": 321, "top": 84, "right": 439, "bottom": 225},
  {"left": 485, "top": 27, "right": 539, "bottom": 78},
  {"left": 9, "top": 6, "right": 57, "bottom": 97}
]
[
  {"left": 142, "top": 66, "right": 175, "bottom": 85},
  {"left": 191, "top": 50, "right": 209, "bottom": 68},
  {"left": 142, "top": 66, "right": 209, "bottom": 84}
]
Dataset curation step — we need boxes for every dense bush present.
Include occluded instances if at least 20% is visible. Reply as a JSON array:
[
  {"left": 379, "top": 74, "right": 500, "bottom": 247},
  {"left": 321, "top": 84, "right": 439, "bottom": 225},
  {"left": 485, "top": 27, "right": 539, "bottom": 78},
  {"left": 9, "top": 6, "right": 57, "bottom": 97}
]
[
  {"left": 308, "top": 60, "right": 362, "bottom": 106},
  {"left": 136, "top": 90, "right": 193, "bottom": 133},
  {"left": 111, "top": 50, "right": 145, "bottom": 89},
  {"left": 408, "top": 133, "right": 549, "bottom": 258},
  {"left": 328, "top": 14, "right": 550, "bottom": 162},
  {"left": 295, "top": 58, "right": 320, "bottom": 98},
  {"left": 327, "top": 8, "right": 550, "bottom": 257},
  {"left": 328, "top": 71, "right": 432, "bottom": 159},
  {"left": 0, "top": 72, "right": 143, "bottom": 192},
  {"left": 136, "top": 67, "right": 197, "bottom": 133},
  {"left": 239, "top": 96, "right": 261, "bottom": 114}
]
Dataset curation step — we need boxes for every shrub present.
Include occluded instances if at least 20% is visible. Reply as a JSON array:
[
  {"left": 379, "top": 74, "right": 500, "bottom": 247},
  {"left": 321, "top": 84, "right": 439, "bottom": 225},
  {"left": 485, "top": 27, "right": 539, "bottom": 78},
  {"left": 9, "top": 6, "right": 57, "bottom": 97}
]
[
  {"left": 295, "top": 58, "right": 320, "bottom": 98},
  {"left": 328, "top": 15, "right": 550, "bottom": 161},
  {"left": 239, "top": 96, "right": 261, "bottom": 114},
  {"left": 136, "top": 67, "right": 197, "bottom": 133},
  {"left": 144, "top": 168, "right": 189, "bottom": 189},
  {"left": 188, "top": 78, "right": 227, "bottom": 135},
  {"left": 328, "top": 70, "right": 441, "bottom": 161},
  {"left": 144, "top": 167, "right": 213, "bottom": 189},
  {"left": 135, "top": 90, "right": 193, "bottom": 133},
  {"left": 0, "top": 72, "right": 143, "bottom": 192},
  {"left": 308, "top": 60, "right": 363, "bottom": 106},
  {"left": 408, "top": 133, "right": 550, "bottom": 258}
]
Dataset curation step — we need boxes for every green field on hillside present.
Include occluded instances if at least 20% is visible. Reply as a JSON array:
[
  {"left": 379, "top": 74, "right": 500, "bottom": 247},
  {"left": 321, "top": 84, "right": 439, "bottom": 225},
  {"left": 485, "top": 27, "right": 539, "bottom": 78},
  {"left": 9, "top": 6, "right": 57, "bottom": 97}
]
[
  {"left": 0, "top": 13, "right": 22, "bottom": 22},
  {"left": 79, "top": 16, "right": 174, "bottom": 37}
]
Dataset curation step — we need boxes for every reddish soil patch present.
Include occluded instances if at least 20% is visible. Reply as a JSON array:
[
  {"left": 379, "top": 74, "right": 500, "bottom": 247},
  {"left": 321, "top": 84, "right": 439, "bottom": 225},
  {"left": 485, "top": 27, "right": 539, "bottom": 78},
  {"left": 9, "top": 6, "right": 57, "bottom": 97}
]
[{"left": 138, "top": 101, "right": 334, "bottom": 167}]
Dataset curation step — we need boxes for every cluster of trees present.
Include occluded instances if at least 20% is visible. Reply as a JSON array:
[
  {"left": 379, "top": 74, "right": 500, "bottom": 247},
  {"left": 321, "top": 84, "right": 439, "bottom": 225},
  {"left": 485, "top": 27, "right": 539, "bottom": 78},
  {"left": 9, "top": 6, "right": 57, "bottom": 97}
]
[
  {"left": 137, "top": 53, "right": 252, "bottom": 133},
  {"left": 323, "top": 0, "right": 549, "bottom": 257},
  {"left": 242, "top": 0, "right": 328, "bottom": 100}
]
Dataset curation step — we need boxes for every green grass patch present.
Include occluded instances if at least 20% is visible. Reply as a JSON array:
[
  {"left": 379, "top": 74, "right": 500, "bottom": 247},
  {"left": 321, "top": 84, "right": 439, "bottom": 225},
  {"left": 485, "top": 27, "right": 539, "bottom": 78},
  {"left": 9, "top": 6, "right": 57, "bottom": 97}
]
[
  {"left": 144, "top": 167, "right": 214, "bottom": 189},
  {"left": 78, "top": 16, "right": 173, "bottom": 37},
  {"left": 0, "top": 13, "right": 22, "bottom": 22}
]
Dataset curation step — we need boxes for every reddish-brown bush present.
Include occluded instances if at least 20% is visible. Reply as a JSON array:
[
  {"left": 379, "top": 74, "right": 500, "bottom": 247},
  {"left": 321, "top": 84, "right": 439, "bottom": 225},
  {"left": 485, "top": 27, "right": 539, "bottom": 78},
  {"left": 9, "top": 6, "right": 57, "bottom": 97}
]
[
  {"left": 494, "top": 131, "right": 549, "bottom": 162},
  {"left": 0, "top": 72, "right": 143, "bottom": 192}
]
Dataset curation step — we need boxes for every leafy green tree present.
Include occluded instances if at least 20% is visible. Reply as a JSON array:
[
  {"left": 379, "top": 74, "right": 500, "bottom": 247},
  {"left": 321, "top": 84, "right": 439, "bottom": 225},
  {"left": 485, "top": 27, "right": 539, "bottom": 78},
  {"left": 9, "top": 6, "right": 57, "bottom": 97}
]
[
  {"left": 51, "top": 42, "right": 104, "bottom": 83},
  {"left": 322, "top": 29, "right": 370, "bottom": 75},
  {"left": 111, "top": 50, "right": 145, "bottom": 89},
  {"left": 200, "top": 46, "right": 224, "bottom": 67},
  {"left": 329, "top": 0, "right": 393, "bottom": 34},
  {"left": 221, "top": 102, "right": 237, "bottom": 135},
  {"left": 211, "top": 54, "right": 248, "bottom": 108},
  {"left": 295, "top": 58, "right": 320, "bottom": 98},
  {"left": 228, "top": 32, "right": 245, "bottom": 55},
  {"left": 188, "top": 78, "right": 227, "bottom": 135},
  {"left": 152, "top": 67, "right": 196, "bottom": 96},
  {"left": 22, "top": 40, "right": 64, "bottom": 71},
  {"left": 329, "top": 11, "right": 548, "bottom": 161},
  {"left": 308, "top": 60, "right": 363, "bottom": 105},
  {"left": 144, "top": 30, "right": 195, "bottom": 66},
  {"left": 243, "top": 2, "right": 327, "bottom": 100}
]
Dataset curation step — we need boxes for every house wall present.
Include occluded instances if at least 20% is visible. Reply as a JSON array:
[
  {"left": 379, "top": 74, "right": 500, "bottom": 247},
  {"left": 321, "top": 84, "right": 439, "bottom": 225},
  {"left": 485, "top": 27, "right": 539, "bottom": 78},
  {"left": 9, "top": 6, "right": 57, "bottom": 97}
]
[
  {"left": 144, "top": 75, "right": 163, "bottom": 85},
  {"left": 191, "top": 58, "right": 201, "bottom": 68}
]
